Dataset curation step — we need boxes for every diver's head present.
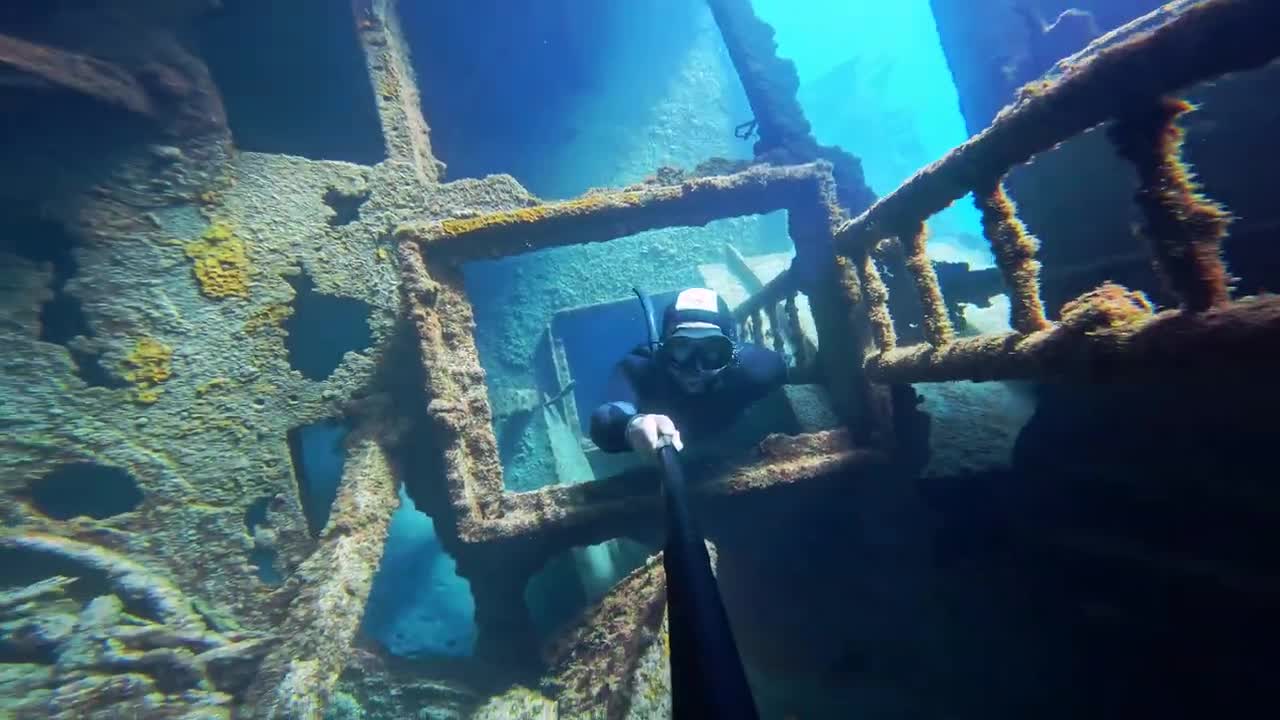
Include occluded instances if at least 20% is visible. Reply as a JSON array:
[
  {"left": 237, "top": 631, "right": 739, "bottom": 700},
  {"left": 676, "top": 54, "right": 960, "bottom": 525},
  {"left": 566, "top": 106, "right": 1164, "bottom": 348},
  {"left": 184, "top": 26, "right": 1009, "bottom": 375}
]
[{"left": 660, "top": 288, "right": 737, "bottom": 395}]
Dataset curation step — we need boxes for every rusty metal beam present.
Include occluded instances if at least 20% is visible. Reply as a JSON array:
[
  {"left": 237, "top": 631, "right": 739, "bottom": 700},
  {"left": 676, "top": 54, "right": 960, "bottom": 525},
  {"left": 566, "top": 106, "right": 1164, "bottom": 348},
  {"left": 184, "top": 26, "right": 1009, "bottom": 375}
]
[
  {"left": 486, "top": 429, "right": 881, "bottom": 548},
  {"left": 0, "top": 33, "right": 154, "bottom": 116},
  {"left": 542, "top": 557, "right": 668, "bottom": 716},
  {"left": 704, "top": 0, "right": 877, "bottom": 214},
  {"left": 834, "top": 0, "right": 1280, "bottom": 254},
  {"left": 856, "top": 249, "right": 896, "bottom": 353},
  {"left": 246, "top": 437, "right": 398, "bottom": 719},
  {"left": 704, "top": 0, "right": 811, "bottom": 156},
  {"left": 398, "top": 163, "right": 830, "bottom": 264},
  {"left": 351, "top": 0, "right": 442, "bottom": 183},
  {"left": 1109, "top": 97, "right": 1234, "bottom": 312}
]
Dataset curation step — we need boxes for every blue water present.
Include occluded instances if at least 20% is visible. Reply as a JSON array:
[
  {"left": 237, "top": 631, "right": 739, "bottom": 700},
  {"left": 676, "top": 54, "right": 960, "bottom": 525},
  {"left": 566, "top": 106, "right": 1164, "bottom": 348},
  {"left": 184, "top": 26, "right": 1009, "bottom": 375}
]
[
  {"left": 364, "top": 487, "right": 477, "bottom": 658},
  {"left": 754, "top": 0, "right": 988, "bottom": 251}
]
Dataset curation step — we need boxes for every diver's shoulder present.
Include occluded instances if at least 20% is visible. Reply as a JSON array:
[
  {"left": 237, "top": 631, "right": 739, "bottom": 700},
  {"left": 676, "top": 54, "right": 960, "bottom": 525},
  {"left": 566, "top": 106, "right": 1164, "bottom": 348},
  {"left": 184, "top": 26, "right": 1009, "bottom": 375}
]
[
  {"left": 733, "top": 343, "right": 786, "bottom": 385},
  {"left": 621, "top": 344, "right": 657, "bottom": 368},
  {"left": 619, "top": 345, "right": 660, "bottom": 381}
]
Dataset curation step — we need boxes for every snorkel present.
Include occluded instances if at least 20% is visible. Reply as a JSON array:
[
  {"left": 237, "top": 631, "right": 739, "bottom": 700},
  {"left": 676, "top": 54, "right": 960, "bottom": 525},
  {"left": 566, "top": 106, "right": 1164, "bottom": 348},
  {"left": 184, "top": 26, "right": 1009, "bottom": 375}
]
[{"left": 634, "top": 287, "right": 661, "bottom": 352}]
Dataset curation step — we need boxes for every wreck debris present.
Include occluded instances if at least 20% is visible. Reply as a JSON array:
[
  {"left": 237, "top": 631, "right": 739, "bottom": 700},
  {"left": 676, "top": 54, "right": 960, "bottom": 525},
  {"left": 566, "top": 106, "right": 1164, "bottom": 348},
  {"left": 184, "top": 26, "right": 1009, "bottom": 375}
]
[
  {"left": 0, "top": 533, "right": 206, "bottom": 631},
  {"left": 0, "top": 33, "right": 155, "bottom": 117},
  {"left": 351, "top": 0, "right": 443, "bottom": 184},
  {"left": 2, "top": 0, "right": 1277, "bottom": 716},
  {"left": 0, "top": 549, "right": 272, "bottom": 719},
  {"left": 245, "top": 436, "right": 399, "bottom": 719},
  {"left": 542, "top": 555, "right": 670, "bottom": 718},
  {"left": 397, "top": 163, "right": 886, "bottom": 669},
  {"left": 398, "top": 164, "right": 880, "bottom": 547},
  {"left": 1109, "top": 97, "right": 1234, "bottom": 312}
]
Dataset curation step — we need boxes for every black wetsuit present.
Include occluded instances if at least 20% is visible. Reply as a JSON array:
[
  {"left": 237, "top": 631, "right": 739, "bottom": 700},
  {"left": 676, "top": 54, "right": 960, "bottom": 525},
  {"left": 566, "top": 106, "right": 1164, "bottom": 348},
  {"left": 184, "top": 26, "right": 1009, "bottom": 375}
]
[{"left": 590, "top": 342, "right": 786, "bottom": 452}]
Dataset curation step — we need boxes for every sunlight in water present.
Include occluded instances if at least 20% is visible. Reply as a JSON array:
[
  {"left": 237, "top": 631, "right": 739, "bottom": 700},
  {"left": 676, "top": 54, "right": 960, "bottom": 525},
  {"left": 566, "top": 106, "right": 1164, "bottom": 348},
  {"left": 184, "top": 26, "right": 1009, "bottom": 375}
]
[{"left": 751, "top": 0, "right": 992, "bottom": 263}]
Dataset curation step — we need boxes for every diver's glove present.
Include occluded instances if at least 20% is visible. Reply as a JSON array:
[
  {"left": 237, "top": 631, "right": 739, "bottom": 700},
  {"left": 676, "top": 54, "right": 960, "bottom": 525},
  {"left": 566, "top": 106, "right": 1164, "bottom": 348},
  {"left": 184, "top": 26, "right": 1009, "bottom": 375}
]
[{"left": 626, "top": 413, "right": 684, "bottom": 459}]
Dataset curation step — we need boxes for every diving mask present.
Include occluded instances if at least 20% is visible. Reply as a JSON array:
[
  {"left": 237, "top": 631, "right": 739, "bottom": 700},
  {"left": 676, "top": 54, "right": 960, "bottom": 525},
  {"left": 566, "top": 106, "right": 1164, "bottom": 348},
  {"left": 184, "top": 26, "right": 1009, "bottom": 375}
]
[{"left": 663, "top": 334, "right": 734, "bottom": 373}]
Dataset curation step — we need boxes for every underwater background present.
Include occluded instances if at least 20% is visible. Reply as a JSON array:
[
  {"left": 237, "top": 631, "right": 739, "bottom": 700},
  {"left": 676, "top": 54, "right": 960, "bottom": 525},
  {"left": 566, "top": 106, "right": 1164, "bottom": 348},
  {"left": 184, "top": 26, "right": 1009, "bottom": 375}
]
[{"left": 2, "top": 0, "right": 1279, "bottom": 718}]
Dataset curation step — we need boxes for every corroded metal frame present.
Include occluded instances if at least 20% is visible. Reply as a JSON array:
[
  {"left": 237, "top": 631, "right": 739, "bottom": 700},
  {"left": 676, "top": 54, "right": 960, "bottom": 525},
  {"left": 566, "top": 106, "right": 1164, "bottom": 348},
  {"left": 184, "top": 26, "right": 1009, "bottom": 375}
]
[{"left": 396, "top": 163, "right": 883, "bottom": 552}]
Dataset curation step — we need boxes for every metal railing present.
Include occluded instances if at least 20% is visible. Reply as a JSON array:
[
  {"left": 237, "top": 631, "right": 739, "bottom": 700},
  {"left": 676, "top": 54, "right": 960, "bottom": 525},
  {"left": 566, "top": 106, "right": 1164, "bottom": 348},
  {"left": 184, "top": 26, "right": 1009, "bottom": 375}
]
[{"left": 799, "top": 0, "right": 1279, "bottom": 384}]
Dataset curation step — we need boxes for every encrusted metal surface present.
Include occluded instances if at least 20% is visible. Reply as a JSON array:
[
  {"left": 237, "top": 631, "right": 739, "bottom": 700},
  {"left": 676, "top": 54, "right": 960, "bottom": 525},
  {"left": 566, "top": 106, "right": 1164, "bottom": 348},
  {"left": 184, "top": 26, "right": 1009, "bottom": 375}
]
[
  {"left": 3, "top": 0, "right": 1274, "bottom": 717},
  {"left": 399, "top": 162, "right": 832, "bottom": 262},
  {"left": 0, "top": 536, "right": 274, "bottom": 719}
]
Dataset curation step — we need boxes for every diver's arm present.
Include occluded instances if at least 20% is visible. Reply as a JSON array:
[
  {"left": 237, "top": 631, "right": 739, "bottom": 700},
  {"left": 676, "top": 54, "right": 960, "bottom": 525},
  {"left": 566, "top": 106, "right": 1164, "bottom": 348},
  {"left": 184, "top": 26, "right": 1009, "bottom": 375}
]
[
  {"left": 626, "top": 413, "right": 683, "bottom": 457},
  {"left": 591, "top": 403, "right": 684, "bottom": 457},
  {"left": 590, "top": 356, "right": 644, "bottom": 453},
  {"left": 590, "top": 400, "right": 639, "bottom": 452},
  {"left": 591, "top": 352, "right": 685, "bottom": 456}
]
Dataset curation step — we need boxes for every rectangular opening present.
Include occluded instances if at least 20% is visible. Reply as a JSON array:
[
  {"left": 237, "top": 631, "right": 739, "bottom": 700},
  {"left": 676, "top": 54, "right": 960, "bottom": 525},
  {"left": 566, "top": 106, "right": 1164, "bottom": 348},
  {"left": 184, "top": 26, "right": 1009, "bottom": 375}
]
[
  {"left": 459, "top": 210, "right": 837, "bottom": 492},
  {"left": 286, "top": 419, "right": 348, "bottom": 537},
  {"left": 198, "top": 0, "right": 386, "bottom": 163}
]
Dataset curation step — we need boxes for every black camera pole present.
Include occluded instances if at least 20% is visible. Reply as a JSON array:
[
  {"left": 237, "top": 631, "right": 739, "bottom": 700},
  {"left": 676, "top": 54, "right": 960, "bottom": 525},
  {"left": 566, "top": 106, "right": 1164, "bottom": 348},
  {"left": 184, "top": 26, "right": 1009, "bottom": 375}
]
[{"left": 633, "top": 288, "right": 759, "bottom": 719}]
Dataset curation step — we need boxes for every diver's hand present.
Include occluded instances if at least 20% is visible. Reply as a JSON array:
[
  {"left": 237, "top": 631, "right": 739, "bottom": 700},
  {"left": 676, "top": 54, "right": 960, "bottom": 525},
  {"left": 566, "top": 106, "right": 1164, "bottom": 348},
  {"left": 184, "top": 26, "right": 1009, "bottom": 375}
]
[{"left": 626, "top": 414, "right": 683, "bottom": 458}]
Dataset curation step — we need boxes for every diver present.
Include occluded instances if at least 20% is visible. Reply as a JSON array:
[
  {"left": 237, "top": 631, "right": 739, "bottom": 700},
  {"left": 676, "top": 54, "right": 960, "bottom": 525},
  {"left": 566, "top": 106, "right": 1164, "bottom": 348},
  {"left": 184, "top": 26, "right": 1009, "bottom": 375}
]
[
  {"left": 590, "top": 287, "right": 787, "bottom": 460},
  {"left": 595, "top": 286, "right": 776, "bottom": 719}
]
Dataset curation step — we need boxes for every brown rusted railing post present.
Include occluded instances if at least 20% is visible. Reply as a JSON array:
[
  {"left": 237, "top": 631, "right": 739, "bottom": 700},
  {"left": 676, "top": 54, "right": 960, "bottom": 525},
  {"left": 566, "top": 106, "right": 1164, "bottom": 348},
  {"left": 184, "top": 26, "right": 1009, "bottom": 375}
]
[
  {"left": 974, "top": 181, "right": 1052, "bottom": 333},
  {"left": 855, "top": 245, "right": 896, "bottom": 353},
  {"left": 1109, "top": 96, "right": 1233, "bottom": 312},
  {"left": 750, "top": 308, "right": 767, "bottom": 347},
  {"left": 784, "top": 292, "right": 807, "bottom": 368},
  {"left": 767, "top": 301, "right": 787, "bottom": 355},
  {"left": 899, "top": 220, "right": 955, "bottom": 346}
]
